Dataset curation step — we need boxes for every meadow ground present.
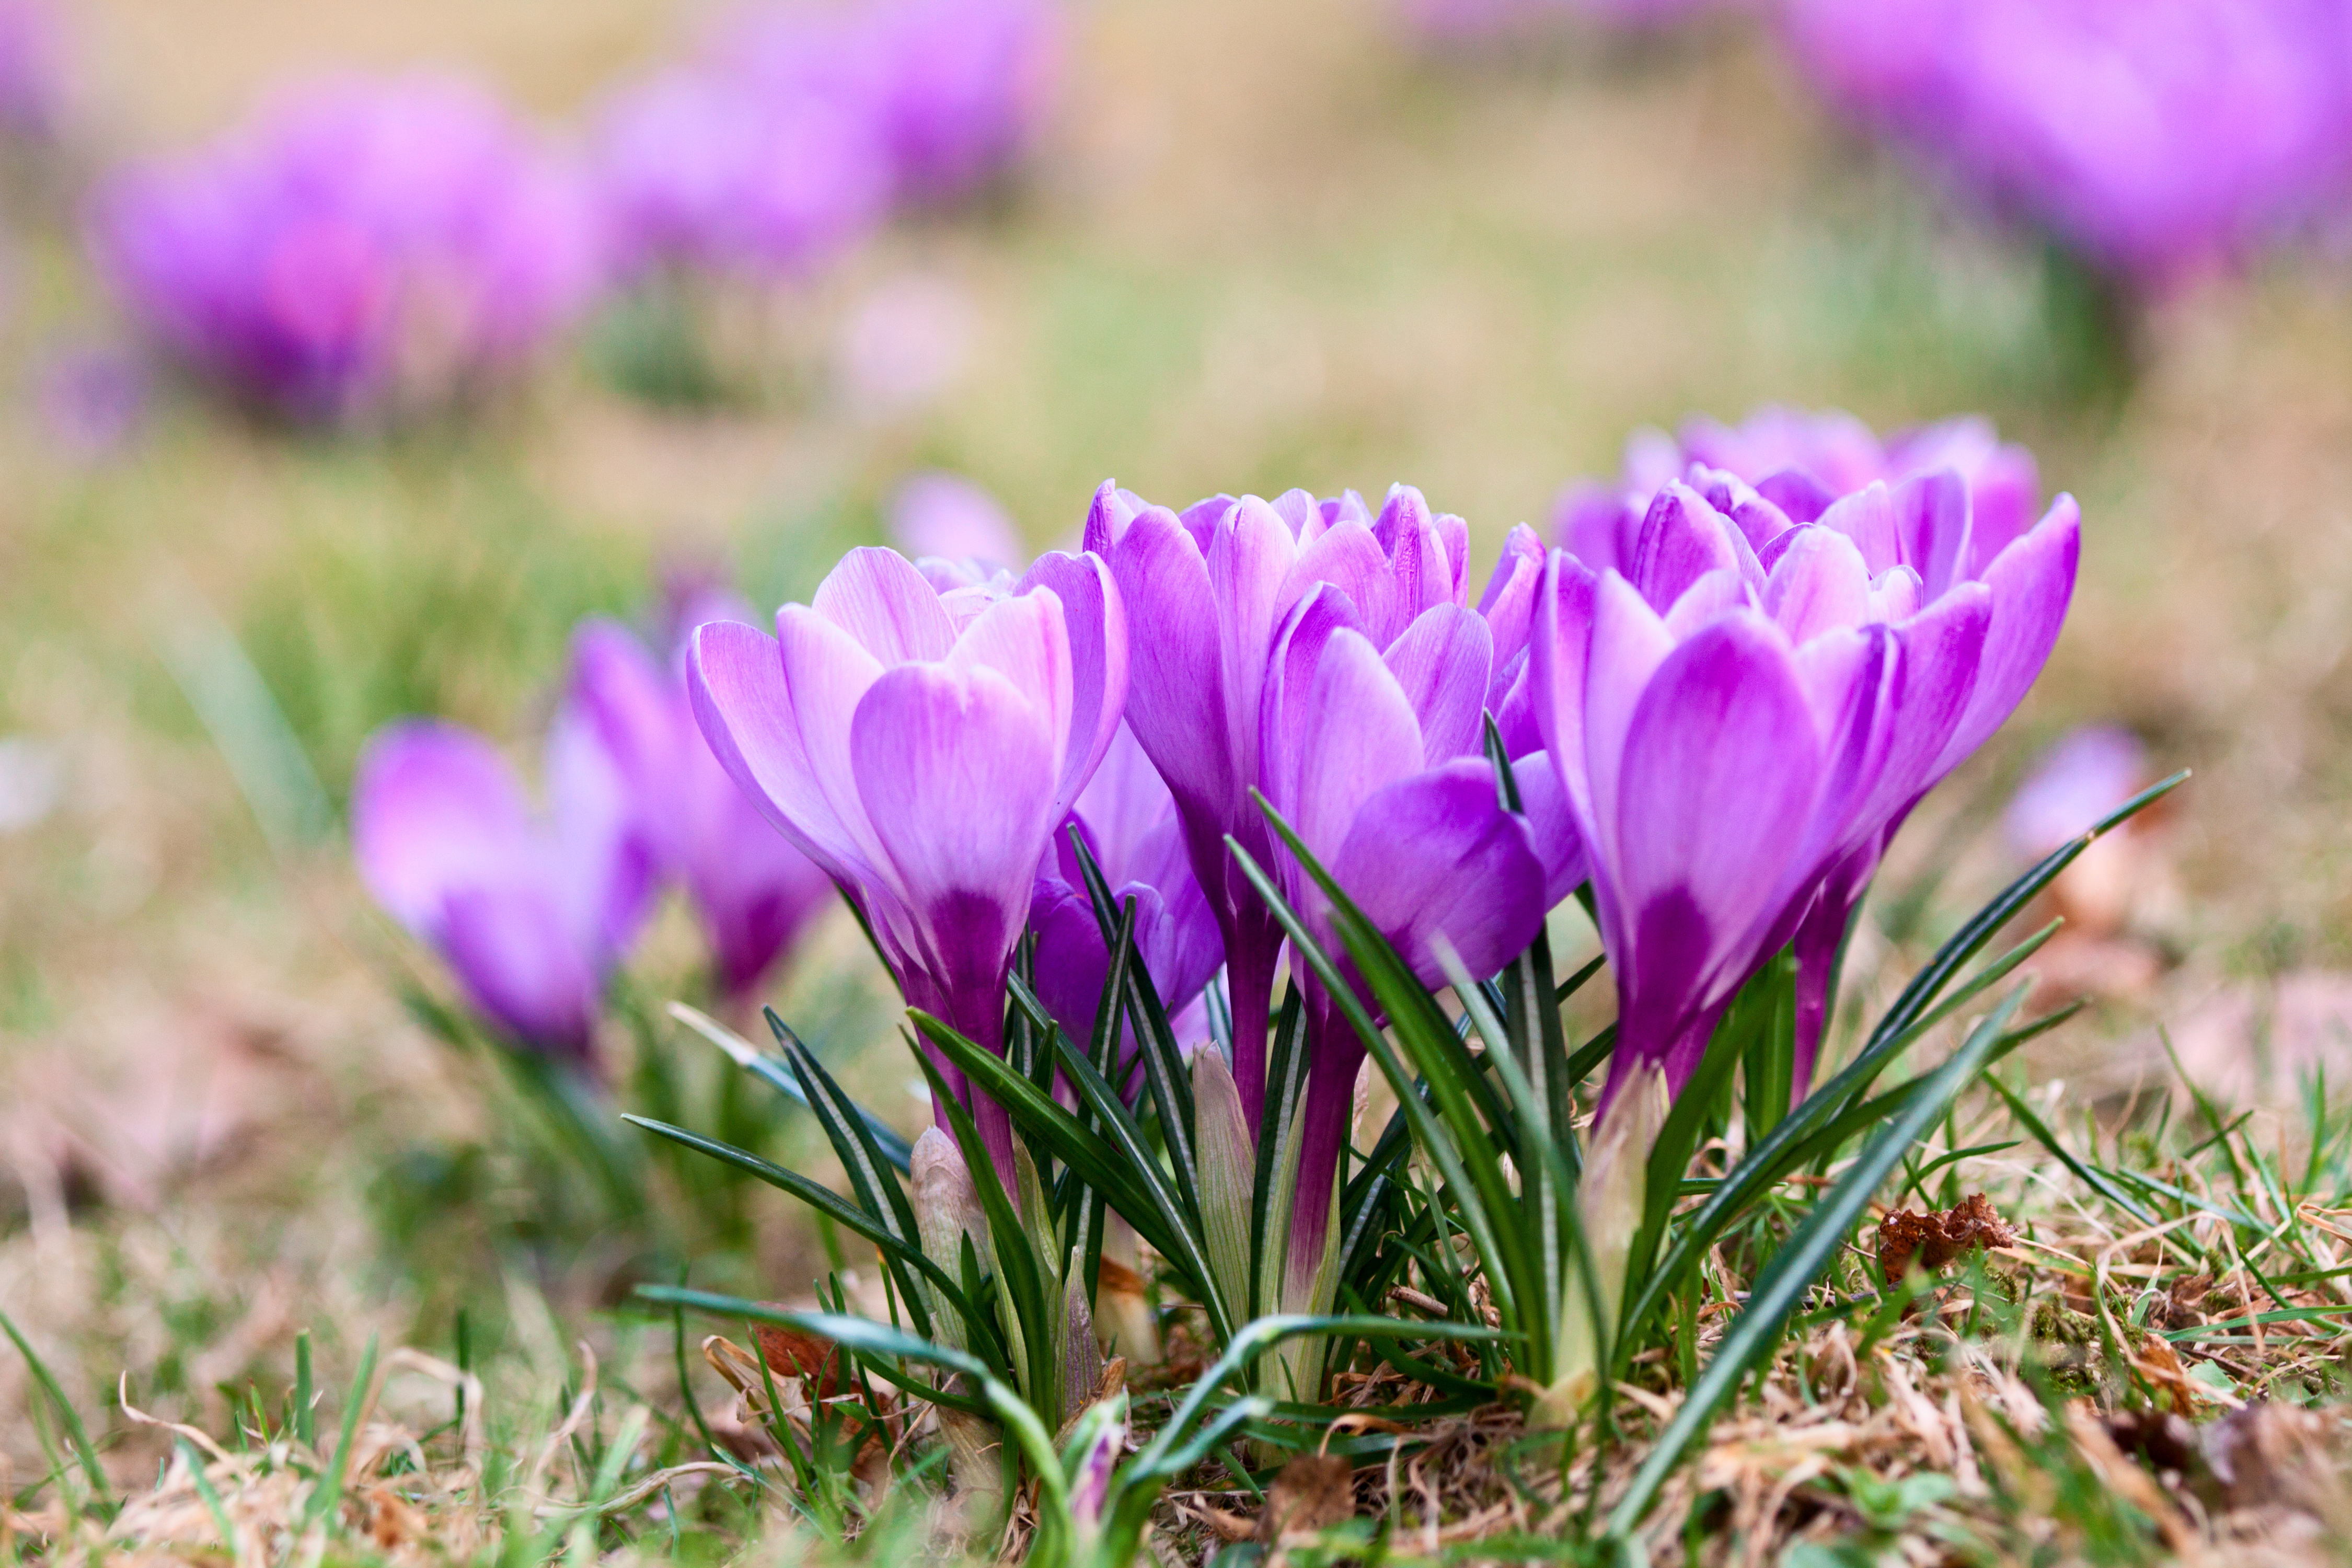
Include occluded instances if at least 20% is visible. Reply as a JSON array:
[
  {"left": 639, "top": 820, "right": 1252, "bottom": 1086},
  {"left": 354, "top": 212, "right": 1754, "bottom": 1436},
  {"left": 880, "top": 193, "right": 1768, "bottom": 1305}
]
[{"left": 4, "top": 0, "right": 2352, "bottom": 1561}]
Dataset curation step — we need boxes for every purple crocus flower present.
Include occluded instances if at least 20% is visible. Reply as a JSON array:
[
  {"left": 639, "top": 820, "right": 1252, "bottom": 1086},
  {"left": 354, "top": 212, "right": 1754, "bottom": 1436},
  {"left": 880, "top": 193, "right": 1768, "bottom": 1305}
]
[
  {"left": 352, "top": 703, "right": 657, "bottom": 1064},
  {"left": 2005, "top": 723, "right": 2145, "bottom": 860},
  {"left": 1085, "top": 480, "right": 1472, "bottom": 1132},
  {"left": 1534, "top": 458, "right": 2080, "bottom": 1118},
  {"left": 1029, "top": 721, "right": 1223, "bottom": 1062},
  {"left": 90, "top": 74, "right": 599, "bottom": 425},
  {"left": 565, "top": 610, "right": 837, "bottom": 1010},
  {"left": 0, "top": 0, "right": 62, "bottom": 139},
  {"left": 687, "top": 546, "right": 1127, "bottom": 1181},
  {"left": 590, "top": 65, "right": 889, "bottom": 281},
  {"left": 1260, "top": 582, "right": 1576, "bottom": 1323},
  {"left": 850, "top": 0, "right": 1061, "bottom": 202},
  {"left": 1784, "top": 0, "right": 2352, "bottom": 287}
]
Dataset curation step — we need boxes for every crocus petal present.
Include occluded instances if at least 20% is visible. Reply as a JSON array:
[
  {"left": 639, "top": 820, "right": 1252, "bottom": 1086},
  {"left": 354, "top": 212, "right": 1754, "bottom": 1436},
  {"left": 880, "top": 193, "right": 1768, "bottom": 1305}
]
[
  {"left": 351, "top": 720, "right": 537, "bottom": 934},
  {"left": 1477, "top": 524, "right": 1548, "bottom": 707},
  {"left": 1893, "top": 470, "right": 1971, "bottom": 598},
  {"left": 1282, "top": 626, "right": 1424, "bottom": 870},
  {"left": 1628, "top": 483, "right": 1745, "bottom": 612},
  {"left": 1509, "top": 752, "right": 1589, "bottom": 909},
  {"left": 545, "top": 700, "right": 661, "bottom": 962},
  {"left": 1761, "top": 525, "right": 1873, "bottom": 644},
  {"left": 440, "top": 882, "right": 602, "bottom": 1057},
  {"left": 1609, "top": 612, "right": 1823, "bottom": 1005},
  {"left": 947, "top": 587, "right": 1076, "bottom": 805},
  {"left": 1331, "top": 759, "right": 1548, "bottom": 988},
  {"left": 1815, "top": 482, "right": 1904, "bottom": 575},
  {"left": 1579, "top": 572, "right": 1677, "bottom": 882},
  {"left": 690, "top": 613, "right": 885, "bottom": 887},
  {"left": 811, "top": 545, "right": 959, "bottom": 663},
  {"left": 1380, "top": 604, "right": 1493, "bottom": 765},
  {"left": 1102, "top": 505, "right": 1231, "bottom": 821},
  {"left": 850, "top": 662, "right": 1059, "bottom": 1017},
  {"left": 1015, "top": 550, "right": 1129, "bottom": 816}
]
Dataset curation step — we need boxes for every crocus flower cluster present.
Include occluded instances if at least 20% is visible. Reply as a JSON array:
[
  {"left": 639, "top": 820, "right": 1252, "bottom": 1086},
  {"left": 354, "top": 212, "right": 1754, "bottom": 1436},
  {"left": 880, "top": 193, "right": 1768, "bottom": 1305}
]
[
  {"left": 690, "top": 546, "right": 1125, "bottom": 1178},
  {"left": 591, "top": 0, "right": 1059, "bottom": 282},
  {"left": 675, "top": 427, "right": 2074, "bottom": 1403},
  {"left": 1549, "top": 406, "right": 2079, "bottom": 1109},
  {"left": 1783, "top": 0, "right": 2352, "bottom": 287},
  {"left": 92, "top": 75, "right": 599, "bottom": 424},
  {"left": 355, "top": 611, "right": 832, "bottom": 1061}
]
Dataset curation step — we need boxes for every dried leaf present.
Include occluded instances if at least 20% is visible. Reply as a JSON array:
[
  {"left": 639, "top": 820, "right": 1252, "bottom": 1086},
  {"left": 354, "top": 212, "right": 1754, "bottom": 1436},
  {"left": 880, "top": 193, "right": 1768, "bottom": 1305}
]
[
  {"left": 1877, "top": 1193, "right": 2017, "bottom": 1288},
  {"left": 1256, "top": 1454, "right": 1355, "bottom": 1543}
]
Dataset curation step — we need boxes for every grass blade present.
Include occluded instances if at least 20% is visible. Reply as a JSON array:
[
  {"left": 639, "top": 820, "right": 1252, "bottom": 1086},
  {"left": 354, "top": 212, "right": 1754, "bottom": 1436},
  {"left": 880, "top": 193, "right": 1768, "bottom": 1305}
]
[{"left": 0, "top": 1309, "right": 111, "bottom": 1511}]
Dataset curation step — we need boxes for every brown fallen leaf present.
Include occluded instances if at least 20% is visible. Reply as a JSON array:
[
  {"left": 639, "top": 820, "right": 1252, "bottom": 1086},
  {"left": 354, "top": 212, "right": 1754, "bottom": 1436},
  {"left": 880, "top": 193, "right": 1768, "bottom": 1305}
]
[
  {"left": 752, "top": 1321, "right": 845, "bottom": 1401},
  {"left": 1256, "top": 1454, "right": 1355, "bottom": 1544},
  {"left": 1878, "top": 1193, "right": 2017, "bottom": 1288}
]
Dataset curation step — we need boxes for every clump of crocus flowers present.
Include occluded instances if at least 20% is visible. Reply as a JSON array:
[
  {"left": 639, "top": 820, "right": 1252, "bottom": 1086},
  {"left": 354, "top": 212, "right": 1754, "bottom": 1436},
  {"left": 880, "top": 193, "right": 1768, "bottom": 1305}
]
[
  {"left": 353, "top": 606, "right": 832, "bottom": 1065},
  {"left": 362, "top": 410, "right": 2078, "bottom": 1426},
  {"left": 589, "top": 0, "right": 1059, "bottom": 284},
  {"left": 91, "top": 74, "right": 599, "bottom": 425},
  {"left": 1782, "top": 0, "right": 2352, "bottom": 291}
]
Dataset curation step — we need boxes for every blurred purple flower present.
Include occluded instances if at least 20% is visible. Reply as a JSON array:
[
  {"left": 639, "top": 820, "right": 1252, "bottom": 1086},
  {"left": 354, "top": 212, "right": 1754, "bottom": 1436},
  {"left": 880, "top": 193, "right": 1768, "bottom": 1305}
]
[
  {"left": 2005, "top": 723, "right": 2146, "bottom": 860},
  {"left": 1784, "top": 0, "right": 2352, "bottom": 286},
  {"left": 855, "top": 0, "right": 1060, "bottom": 202},
  {"left": 31, "top": 343, "right": 146, "bottom": 462},
  {"left": 1534, "top": 458, "right": 2080, "bottom": 1119},
  {"left": 887, "top": 471, "right": 1023, "bottom": 574},
  {"left": 688, "top": 545, "right": 1127, "bottom": 1180},
  {"left": 352, "top": 702, "right": 656, "bottom": 1063},
  {"left": 1029, "top": 721, "right": 1223, "bottom": 1059},
  {"left": 1085, "top": 480, "right": 1473, "bottom": 1132},
  {"left": 833, "top": 271, "right": 978, "bottom": 417},
  {"left": 566, "top": 611, "right": 836, "bottom": 1008},
  {"left": 589, "top": 65, "right": 889, "bottom": 280},
  {"left": 0, "top": 0, "right": 61, "bottom": 138},
  {"left": 91, "top": 74, "right": 599, "bottom": 424}
]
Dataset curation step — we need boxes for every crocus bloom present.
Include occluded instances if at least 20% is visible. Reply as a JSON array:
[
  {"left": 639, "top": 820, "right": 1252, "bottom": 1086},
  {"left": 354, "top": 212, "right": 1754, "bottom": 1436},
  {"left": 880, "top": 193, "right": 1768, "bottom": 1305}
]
[
  {"left": 852, "top": 0, "right": 1061, "bottom": 201},
  {"left": 689, "top": 546, "right": 1127, "bottom": 1180},
  {"left": 1534, "top": 458, "right": 2080, "bottom": 1116},
  {"left": 1259, "top": 581, "right": 1575, "bottom": 1342},
  {"left": 564, "top": 609, "right": 836, "bottom": 1008},
  {"left": 1085, "top": 481, "right": 1474, "bottom": 1132},
  {"left": 91, "top": 74, "right": 598, "bottom": 424},
  {"left": 352, "top": 706, "right": 656, "bottom": 1062},
  {"left": 1783, "top": 0, "right": 2352, "bottom": 287},
  {"left": 1029, "top": 721, "right": 1223, "bottom": 1061},
  {"left": 589, "top": 65, "right": 889, "bottom": 281}
]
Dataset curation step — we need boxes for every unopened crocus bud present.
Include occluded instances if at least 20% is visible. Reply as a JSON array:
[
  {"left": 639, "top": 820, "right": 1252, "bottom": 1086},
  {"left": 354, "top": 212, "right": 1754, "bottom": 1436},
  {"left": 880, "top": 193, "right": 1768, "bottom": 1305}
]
[
  {"left": 1192, "top": 1046, "right": 1255, "bottom": 1320},
  {"left": 1060, "top": 1246, "right": 1105, "bottom": 1425},
  {"left": 1066, "top": 1392, "right": 1128, "bottom": 1538},
  {"left": 911, "top": 1126, "right": 987, "bottom": 1347},
  {"left": 1537, "top": 1064, "right": 1668, "bottom": 1428}
]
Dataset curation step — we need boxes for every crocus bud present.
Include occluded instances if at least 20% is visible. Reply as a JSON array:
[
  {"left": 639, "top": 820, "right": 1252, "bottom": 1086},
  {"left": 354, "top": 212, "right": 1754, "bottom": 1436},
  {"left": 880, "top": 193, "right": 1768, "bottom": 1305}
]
[
  {"left": 912, "top": 1127, "right": 986, "bottom": 1348},
  {"left": 1536, "top": 1064, "right": 1668, "bottom": 1428},
  {"left": 1060, "top": 1246, "right": 1105, "bottom": 1426},
  {"left": 1192, "top": 1046, "right": 1255, "bottom": 1319},
  {"left": 1066, "top": 1392, "right": 1129, "bottom": 1539}
]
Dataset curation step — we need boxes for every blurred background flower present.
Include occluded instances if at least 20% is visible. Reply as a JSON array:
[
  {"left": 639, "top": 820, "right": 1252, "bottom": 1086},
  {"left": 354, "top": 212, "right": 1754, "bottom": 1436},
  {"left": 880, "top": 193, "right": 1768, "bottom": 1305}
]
[
  {"left": 1784, "top": 0, "right": 2352, "bottom": 292},
  {"left": 89, "top": 74, "right": 599, "bottom": 426}
]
